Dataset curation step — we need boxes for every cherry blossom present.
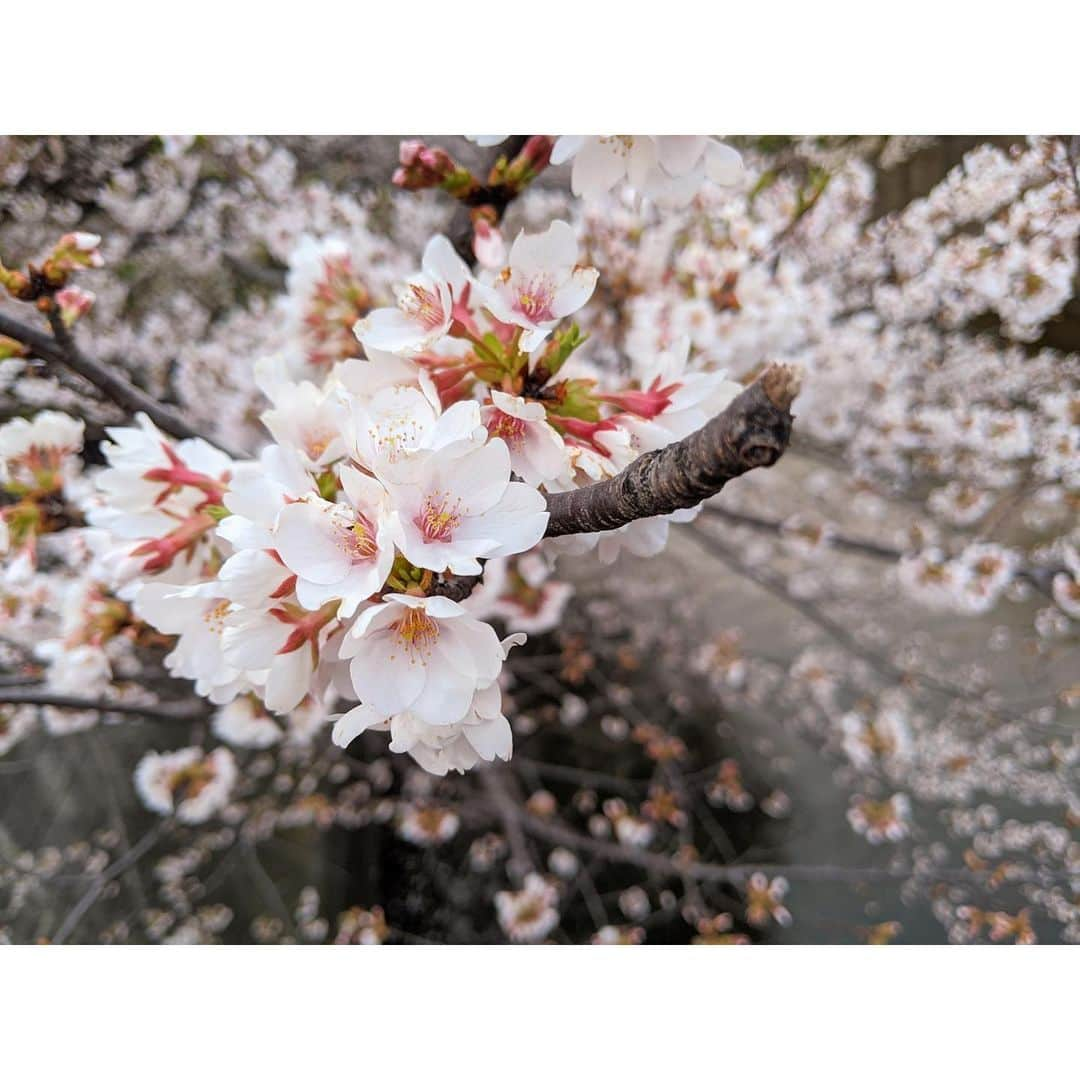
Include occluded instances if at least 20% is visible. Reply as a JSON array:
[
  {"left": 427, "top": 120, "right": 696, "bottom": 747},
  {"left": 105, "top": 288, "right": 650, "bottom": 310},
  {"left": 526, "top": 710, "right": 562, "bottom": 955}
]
[
  {"left": 338, "top": 593, "right": 507, "bottom": 727},
  {"left": 379, "top": 435, "right": 548, "bottom": 576},
  {"left": 353, "top": 234, "right": 472, "bottom": 355},
  {"left": 551, "top": 135, "right": 743, "bottom": 205},
  {"left": 478, "top": 220, "right": 598, "bottom": 351}
]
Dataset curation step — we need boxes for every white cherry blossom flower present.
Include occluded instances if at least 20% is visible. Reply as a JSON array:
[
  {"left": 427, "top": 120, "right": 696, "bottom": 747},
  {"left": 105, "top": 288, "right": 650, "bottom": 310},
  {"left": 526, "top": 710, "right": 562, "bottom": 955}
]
[
  {"left": 353, "top": 235, "right": 472, "bottom": 356},
  {"left": 273, "top": 466, "right": 394, "bottom": 617},
  {"left": 495, "top": 873, "right": 560, "bottom": 942},
  {"left": 256, "top": 357, "right": 349, "bottom": 470},
  {"left": 133, "top": 580, "right": 249, "bottom": 704},
  {"left": 339, "top": 593, "right": 506, "bottom": 728},
  {"left": 379, "top": 435, "right": 548, "bottom": 576},
  {"left": 211, "top": 696, "right": 283, "bottom": 748},
  {"left": 220, "top": 601, "right": 340, "bottom": 714},
  {"left": 482, "top": 390, "right": 569, "bottom": 487},
  {"left": 479, "top": 221, "right": 598, "bottom": 351},
  {"left": 551, "top": 135, "right": 743, "bottom": 205},
  {"left": 0, "top": 410, "right": 84, "bottom": 494},
  {"left": 134, "top": 746, "right": 237, "bottom": 824}
]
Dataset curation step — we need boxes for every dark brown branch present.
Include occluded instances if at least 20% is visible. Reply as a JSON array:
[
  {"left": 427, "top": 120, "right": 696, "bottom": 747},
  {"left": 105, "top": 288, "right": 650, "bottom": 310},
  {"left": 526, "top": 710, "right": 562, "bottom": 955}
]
[
  {"left": 448, "top": 136, "right": 530, "bottom": 266},
  {"left": 0, "top": 308, "right": 241, "bottom": 457},
  {"left": 0, "top": 686, "right": 208, "bottom": 721},
  {"left": 544, "top": 363, "right": 801, "bottom": 539},
  {"left": 430, "top": 570, "right": 483, "bottom": 602}
]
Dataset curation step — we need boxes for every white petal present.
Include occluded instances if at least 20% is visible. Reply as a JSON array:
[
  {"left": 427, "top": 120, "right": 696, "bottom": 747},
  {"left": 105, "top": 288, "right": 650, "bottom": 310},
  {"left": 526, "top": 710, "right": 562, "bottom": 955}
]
[
  {"left": 550, "top": 266, "right": 598, "bottom": 319},
  {"left": 655, "top": 135, "right": 708, "bottom": 177},
  {"left": 264, "top": 646, "right": 314, "bottom": 713},
  {"left": 348, "top": 632, "right": 426, "bottom": 715},
  {"left": 571, "top": 138, "right": 630, "bottom": 199},
  {"left": 355, "top": 308, "right": 428, "bottom": 355},
  {"left": 464, "top": 714, "right": 512, "bottom": 761},
  {"left": 275, "top": 500, "right": 352, "bottom": 585},
  {"left": 421, "top": 234, "right": 471, "bottom": 293},
  {"left": 332, "top": 703, "right": 388, "bottom": 747},
  {"left": 705, "top": 140, "right": 744, "bottom": 186},
  {"left": 550, "top": 135, "right": 587, "bottom": 166}
]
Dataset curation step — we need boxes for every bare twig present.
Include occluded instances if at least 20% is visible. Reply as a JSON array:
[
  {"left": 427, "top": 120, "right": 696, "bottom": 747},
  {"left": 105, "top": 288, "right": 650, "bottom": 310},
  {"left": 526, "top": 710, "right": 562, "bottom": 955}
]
[
  {"left": 0, "top": 686, "right": 208, "bottom": 722},
  {"left": 52, "top": 823, "right": 166, "bottom": 944},
  {"left": 508, "top": 808, "right": 983, "bottom": 886},
  {"left": 480, "top": 766, "right": 535, "bottom": 880},
  {"left": 0, "top": 308, "right": 240, "bottom": 456},
  {"left": 448, "top": 136, "right": 530, "bottom": 265}
]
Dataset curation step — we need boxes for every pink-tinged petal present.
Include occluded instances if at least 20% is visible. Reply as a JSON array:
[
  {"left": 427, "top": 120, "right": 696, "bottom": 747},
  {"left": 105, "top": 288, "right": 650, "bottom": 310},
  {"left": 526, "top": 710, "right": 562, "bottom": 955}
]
[
  {"left": 705, "top": 140, "right": 744, "bottom": 186},
  {"left": 332, "top": 703, "right": 389, "bottom": 748},
  {"left": 474, "top": 281, "right": 522, "bottom": 331},
  {"left": 464, "top": 714, "right": 512, "bottom": 761},
  {"left": 347, "top": 632, "right": 426, "bottom": 716},
  {"left": 550, "top": 135, "right": 587, "bottom": 166},
  {"left": 550, "top": 266, "right": 599, "bottom": 319},
  {"left": 520, "top": 423, "right": 570, "bottom": 487},
  {"left": 655, "top": 135, "right": 708, "bottom": 177},
  {"left": 264, "top": 646, "right": 314, "bottom": 713},
  {"left": 571, "top": 138, "right": 630, "bottom": 199},
  {"left": 274, "top": 500, "right": 352, "bottom": 585}
]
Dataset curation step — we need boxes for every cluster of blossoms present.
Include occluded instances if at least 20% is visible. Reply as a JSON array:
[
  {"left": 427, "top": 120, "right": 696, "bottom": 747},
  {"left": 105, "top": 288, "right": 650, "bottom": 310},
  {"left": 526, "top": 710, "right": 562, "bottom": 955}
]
[{"left": 59, "top": 214, "right": 742, "bottom": 779}]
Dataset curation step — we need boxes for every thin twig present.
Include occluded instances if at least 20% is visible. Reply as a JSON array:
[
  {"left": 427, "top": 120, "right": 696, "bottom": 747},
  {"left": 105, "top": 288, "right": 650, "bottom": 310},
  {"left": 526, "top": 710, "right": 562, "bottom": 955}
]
[
  {"left": 448, "top": 136, "right": 530, "bottom": 265},
  {"left": 52, "top": 823, "right": 166, "bottom": 943},
  {"left": 508, "top": 808, "right": 982, "bottom": 887},
  {"left": 479, "top": 766, "right": 535, "bottom": 880},
  {"left": 0, "top": 686, "right": 208, "bottom": 722},
  {"left": 0, "top": 308, "right": 240, "bottom": 457}
]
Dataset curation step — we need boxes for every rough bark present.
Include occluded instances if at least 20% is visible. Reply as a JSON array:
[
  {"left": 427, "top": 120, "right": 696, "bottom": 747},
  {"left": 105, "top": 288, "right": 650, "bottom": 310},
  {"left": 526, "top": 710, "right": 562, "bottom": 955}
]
[{"left": 543, "top": 363, "right": 801, "bottom": 539}]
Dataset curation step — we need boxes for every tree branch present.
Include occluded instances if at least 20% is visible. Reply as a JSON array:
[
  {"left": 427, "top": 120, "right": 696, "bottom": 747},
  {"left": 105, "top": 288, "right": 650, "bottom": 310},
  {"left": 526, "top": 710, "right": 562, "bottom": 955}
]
[
  {"left": 0, "top": 686, "right": 209, "bottom": 721},
  {"left": 544, "top": 363, "right": 801, "bottom": 539},
  {"left": 448, "top": 136, "right": 530, "bottom": 265},
  {"left": 486, "top": 782, "right": 983, "bottom": 886},
  {"left": 0, "top": 308, "right": 241, "bottom": 457}
]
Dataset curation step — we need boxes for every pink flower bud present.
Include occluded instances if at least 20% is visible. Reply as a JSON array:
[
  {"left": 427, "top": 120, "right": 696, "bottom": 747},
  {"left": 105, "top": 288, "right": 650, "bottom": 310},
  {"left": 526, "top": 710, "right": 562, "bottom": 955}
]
[{"left": 55, "top": 286, "right": 95, "bottom": 328}]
